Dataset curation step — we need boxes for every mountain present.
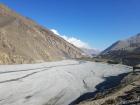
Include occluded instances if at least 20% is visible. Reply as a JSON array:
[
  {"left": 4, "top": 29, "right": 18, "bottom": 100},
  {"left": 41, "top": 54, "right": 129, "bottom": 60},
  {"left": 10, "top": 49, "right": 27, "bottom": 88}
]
[
  {"left": 81, "top": 48, "right": 100, "bottom": 57},
  {"left": 0, "top": 4, "right": 83, "bottom": 64},
  {"left": 100, "top": 33, "right": 140, "bottom": 65},
  {"left": 101, "top": 33, "right": 140, "bottom": 54}
]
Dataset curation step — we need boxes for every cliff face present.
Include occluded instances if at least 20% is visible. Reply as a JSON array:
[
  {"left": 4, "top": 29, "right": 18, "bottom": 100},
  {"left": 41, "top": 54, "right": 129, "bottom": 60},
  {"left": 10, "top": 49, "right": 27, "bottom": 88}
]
[{"left": 0, "top": 4, "right": 83, "bottom": 64}]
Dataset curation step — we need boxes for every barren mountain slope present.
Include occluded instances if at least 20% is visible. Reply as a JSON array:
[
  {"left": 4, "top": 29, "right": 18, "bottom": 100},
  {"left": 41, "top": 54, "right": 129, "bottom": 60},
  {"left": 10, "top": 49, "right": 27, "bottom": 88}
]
[
  {"left": 101, "top": 33, "right": 140, "bottom": 54},
  {"left": 100, "top": 33, "right": 140, "bottom": 65},
  {"left": 0, "top": 4, "right": 83, "bottom": 64}
]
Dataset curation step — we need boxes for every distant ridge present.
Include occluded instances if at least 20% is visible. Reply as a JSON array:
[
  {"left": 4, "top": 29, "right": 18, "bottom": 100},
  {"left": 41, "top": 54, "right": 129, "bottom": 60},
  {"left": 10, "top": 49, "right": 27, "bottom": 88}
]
[
  {"left": 100, "top": 33, "right": 140, "bottom": 65},
  {"left": 101, "top": 33, "right": 140, "bottom": 55}
]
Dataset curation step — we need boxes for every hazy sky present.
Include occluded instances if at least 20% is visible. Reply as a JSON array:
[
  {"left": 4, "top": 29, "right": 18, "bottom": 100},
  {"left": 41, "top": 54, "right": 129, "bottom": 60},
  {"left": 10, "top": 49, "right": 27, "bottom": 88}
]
[{"left": 0, "top": 0, "right": 140, "bottom": 50}]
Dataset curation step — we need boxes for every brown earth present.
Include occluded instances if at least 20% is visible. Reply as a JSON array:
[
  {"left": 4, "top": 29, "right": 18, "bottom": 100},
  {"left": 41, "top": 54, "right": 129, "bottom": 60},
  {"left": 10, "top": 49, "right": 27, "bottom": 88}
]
[{"left": 0, "top": 4, "right": 83, "bottom": 64}]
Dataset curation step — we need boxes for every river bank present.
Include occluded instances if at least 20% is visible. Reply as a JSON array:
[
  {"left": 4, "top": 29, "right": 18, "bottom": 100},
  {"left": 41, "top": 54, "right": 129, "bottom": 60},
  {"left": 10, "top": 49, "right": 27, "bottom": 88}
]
[
  {"left": 77, "top": 71, "right": 140, "bottom": 105},
  {"left": 70, "top": 73, "right": 129, "bottom": 105}
]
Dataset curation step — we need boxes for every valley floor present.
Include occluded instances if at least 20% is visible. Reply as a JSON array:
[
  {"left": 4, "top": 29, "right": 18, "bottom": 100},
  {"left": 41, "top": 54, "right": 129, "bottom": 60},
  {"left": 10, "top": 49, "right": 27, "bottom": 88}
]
[{"left": 0, "top": 60, "right": 132, "bottom": 105}]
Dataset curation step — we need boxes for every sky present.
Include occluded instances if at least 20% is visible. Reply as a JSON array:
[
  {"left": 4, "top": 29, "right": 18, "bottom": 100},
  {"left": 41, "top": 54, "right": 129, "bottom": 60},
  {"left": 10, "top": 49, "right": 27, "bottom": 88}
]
[{"left": 0, "top": 0, "right": 140, "bottom": 50}]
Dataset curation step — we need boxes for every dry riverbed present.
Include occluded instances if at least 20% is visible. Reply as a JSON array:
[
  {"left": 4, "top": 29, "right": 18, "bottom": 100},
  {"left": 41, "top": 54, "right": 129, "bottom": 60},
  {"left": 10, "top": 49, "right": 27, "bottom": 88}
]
[{"left": 0, "top": 60, "right": 132, "bottom": 105}]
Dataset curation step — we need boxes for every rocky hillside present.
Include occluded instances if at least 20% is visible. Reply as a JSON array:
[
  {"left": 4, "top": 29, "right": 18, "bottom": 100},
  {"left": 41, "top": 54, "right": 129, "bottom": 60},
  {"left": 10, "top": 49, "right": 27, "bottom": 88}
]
[
  {"left": 101, "top": 33, "right": 140, "bottom": 54},
  {"left": 100, "top": 33, "right": 140, "bottom": 65},
  {"left": 0, "top": 4, "right": 83, "bottom": 64}
]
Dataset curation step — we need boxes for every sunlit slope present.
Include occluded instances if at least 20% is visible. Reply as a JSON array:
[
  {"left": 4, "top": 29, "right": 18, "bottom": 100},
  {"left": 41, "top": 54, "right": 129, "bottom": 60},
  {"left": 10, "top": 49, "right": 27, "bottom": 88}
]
[{"left": 0, "top": 4, "right": 83, "bottom": 64}]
